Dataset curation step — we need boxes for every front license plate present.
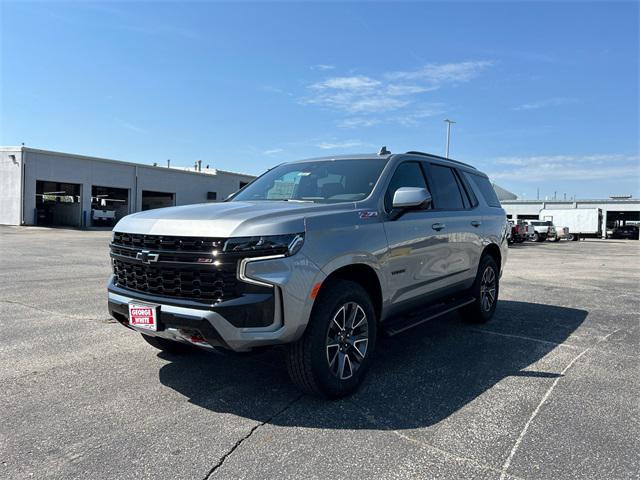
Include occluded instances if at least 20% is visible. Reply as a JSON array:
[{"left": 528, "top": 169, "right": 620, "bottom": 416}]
[{"left": 128, "top": 303, "right": 159, "bottom": 331}]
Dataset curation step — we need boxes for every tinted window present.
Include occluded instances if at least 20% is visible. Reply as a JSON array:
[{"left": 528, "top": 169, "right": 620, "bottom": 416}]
[
  {"left": 466, "top": 172, "right": 501, "bottom": 207},
  {"left": 456, "top": 170, "right": 479, "bottom": 208},
  {"left": 428, "top": 164, "right": 465, "bottom": 210},
  {"left": 385, "top": 162, "right": 428, "bottom": 211},
  {"left": 231, "top": 158, "right": 387, "bottom": 203}
]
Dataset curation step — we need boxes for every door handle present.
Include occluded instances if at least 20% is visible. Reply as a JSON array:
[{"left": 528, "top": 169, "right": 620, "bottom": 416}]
[
  {"left": 432, "top": 223, "right": 446, "bottom": 231},
  {"left": 471, "top": 220, "right": 482, "bottom": 227}
]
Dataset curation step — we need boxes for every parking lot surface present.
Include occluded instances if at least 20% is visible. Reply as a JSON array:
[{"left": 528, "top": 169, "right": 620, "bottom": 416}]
[{"left": 1, "top": 226, "right": 638, "bottom": 479}]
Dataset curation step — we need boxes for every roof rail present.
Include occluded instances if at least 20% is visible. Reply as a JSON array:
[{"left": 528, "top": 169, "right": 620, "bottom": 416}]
[{"left": 405, "top": 151, "right": 477, "bottom": 169}]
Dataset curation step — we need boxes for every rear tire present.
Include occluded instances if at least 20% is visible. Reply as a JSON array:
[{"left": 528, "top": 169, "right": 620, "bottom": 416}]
[
  {"left": 141, "top": 334, "right": 195, "bottom": 354},
  {"left": 461, "top": 255, "right": 499, "bottom": 324},
  {"left": 285, "top": 279, "right": 377, "bottom": 399},
  {"left": 531, "top": 232, "right": 540, "bottom": 242}
]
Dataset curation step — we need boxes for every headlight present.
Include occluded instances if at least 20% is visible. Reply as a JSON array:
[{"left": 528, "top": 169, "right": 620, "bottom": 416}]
[{"left": 223, "top": 233, "right": 304, "bottom": 257}]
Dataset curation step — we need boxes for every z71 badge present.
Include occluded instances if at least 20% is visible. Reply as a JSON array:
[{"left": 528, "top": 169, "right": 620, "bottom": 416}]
[{"left": 358, "top": 210, "right": 378, "bottom": 219}]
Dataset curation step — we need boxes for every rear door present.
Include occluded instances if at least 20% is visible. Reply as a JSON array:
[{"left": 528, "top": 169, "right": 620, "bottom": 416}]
[{"left": 421, "top": 162, "right": 481, "bottom": 288}]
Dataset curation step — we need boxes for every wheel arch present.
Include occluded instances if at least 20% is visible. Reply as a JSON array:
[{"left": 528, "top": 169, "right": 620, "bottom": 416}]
[
  {"left": 482, "top": 243, "right": 502, "bottom": 269},
  {"left": 317, "top": 263, "right": 383, "bottom": 323}
]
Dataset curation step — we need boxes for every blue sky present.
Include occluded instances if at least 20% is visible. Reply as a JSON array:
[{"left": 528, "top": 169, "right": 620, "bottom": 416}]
[{"left": 1, "top": 1, "right": 638, "bottom": 199}]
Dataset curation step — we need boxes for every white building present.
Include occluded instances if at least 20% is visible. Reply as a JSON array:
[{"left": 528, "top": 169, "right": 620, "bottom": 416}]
[
  {"left": 0, "top": 147, "right": 255, "bottom": 228},
  {"left": 501, "top": 198, "right": 640, "bottom": 238},
  {"left": 489, "top": 183, "right": 640, "bottom": 236}
]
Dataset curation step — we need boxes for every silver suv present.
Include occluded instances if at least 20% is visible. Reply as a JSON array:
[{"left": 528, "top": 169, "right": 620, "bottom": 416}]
[{"left": 108, "top": 149, "right": 508, "bottom": 398}]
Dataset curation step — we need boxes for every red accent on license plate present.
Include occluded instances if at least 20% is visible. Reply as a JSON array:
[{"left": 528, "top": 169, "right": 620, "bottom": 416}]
[{"left": 128, "top": 304, "right": 157, "bottom": 331}]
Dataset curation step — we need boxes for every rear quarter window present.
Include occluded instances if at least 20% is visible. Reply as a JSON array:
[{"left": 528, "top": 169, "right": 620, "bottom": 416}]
[{"left": 465, "top": 172, "right": 501, "bottom": 207}]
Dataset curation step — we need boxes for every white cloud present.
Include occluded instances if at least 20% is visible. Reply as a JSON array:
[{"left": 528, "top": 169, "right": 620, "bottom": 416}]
[
  {"left": 261, "top": 85, "right": 294, "bottom": 97},
  {"left": 311, "top": 64, "right": 336, "bottom": 71},
  {"left": 385, "top": 61, "right": 493, "bottom": 83},
  {"left": 385, "top": 84, "right": 435, "bottom": 96},
  {"left": 337, "top": 104, "right": 445, "bottom": 129},
  {"left": 317, "top": 140, "right": 364, "bottom": 150},
  {"left": 119, "top": 120, "right": 146, "bottom": 134},
  {"left": 337, "top": 117, "right": 382, "bottom": 128},
  {"left": 263, "top": 148, "right": 284, "bottom": 155},
  {"left": 513, "top": 97, "right": 578, "bottom": 111},
  {"left": 488, "top": 154, "right": 640, "bottom": 181},
  {"left": 311, "top": 75, "right": 381, "bottom": 90},
  {"left": 302, "top": 60, "right": 492, "bottom": 117},
  {"left": 393, "top": 105, "right": 447, "bottom": 126}
]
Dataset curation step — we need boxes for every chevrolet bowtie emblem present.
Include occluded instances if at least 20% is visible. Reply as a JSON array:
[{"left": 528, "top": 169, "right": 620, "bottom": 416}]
[{"left": 136, "top": 250, "right": 159, "bottom": 264}]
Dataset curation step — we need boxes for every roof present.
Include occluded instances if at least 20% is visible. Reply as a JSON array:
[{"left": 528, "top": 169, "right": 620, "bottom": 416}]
[
  {"left": 492, "top": 184, "right": 518, "bottom": 201},
  {"left": 285, "top": 151, "right": 479, "bottom": 171}
]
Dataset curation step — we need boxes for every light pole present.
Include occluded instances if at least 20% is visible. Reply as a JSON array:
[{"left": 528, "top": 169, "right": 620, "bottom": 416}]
[{"left": 444, "top": 119, "right": 456, "bottom": 158}]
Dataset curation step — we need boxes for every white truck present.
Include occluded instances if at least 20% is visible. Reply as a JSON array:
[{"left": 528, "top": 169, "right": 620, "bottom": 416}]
[{"left": 539, "top": 208, "right": 602, "bottom": 240}]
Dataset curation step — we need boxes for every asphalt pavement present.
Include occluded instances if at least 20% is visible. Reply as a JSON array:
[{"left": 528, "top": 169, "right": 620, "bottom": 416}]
[{"left": 0, "top": 226, "right": 638, "bottom": 479}]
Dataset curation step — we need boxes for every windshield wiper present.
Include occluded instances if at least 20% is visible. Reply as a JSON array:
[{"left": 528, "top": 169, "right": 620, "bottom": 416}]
[{"left": 283, "top": 199, "right": 315, "bottom": 203}]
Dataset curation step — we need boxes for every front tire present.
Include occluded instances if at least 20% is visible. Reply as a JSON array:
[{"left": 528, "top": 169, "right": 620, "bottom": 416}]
[
  {"left": 141, "top": 334, "right": 195, "bottom": 354},
  {"left": 285, "top": 279, "right": 377, "bottom": 399},
  {"left": 461, "top": 255, "right": 499, "bottom": 324}
]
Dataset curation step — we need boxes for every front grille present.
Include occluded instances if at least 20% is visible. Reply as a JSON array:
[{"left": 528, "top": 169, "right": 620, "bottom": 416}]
[
  {"left": 112, "top": 232, "right": 224, "bottom": 252},
  {"left": 112, "top": 258, "right": 236, "bottom": 302},
  {"left": 110, "top": 233, "right": 242, "bottom": 303}
]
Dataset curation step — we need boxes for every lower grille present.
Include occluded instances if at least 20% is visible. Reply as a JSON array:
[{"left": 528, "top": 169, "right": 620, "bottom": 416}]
[{"left": 112, "top": 258, "right": 237, "bottom": 303}]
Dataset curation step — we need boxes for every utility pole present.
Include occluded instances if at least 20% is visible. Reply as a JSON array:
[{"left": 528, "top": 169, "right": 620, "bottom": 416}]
[{"left": 444, "top": 119, "right": 456, "bottom": 158}]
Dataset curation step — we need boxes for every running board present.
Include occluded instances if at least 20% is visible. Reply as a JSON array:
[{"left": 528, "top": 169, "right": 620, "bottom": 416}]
[{"left": 382, "top": 296, "right": 476, "bottom": 337}]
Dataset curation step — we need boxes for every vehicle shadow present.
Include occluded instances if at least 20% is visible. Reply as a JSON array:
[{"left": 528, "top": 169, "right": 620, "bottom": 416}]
[{"left": 157, "top": 300, "right": 587, "bottom": 430}]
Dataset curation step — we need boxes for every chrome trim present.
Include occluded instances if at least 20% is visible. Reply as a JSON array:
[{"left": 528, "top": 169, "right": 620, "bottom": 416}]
[
  {"left": 110, "top": 243, "right": 222, "bottom": 256},
  {"left": 237, "top": 254, "right": 286, "bottom": 287},
  {"left": 110, "top": 251, "right": 230, "bottom": 267}
]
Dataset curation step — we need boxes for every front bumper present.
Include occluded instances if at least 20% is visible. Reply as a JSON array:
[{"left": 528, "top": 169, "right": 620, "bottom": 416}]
[{"left": 107, "top": 252, "right": 324, "bottom": 352}]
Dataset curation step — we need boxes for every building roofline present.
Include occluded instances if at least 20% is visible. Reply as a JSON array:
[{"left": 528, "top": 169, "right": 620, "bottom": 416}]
[
  {"left": 502, "top": 199, "right": 639, "bottom": 204},
  {"left": 2, "top": 146, "right": 255, "bottom": 179}
]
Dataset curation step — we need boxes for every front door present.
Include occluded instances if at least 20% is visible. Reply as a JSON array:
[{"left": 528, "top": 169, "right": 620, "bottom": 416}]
[{"left": 382, "top": 161, "right": 447, "bottom": 307}]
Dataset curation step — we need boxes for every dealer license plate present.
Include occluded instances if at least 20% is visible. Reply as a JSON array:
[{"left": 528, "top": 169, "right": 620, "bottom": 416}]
[{"left": 128, "top": 303, "right": 159, "bottom": 331}]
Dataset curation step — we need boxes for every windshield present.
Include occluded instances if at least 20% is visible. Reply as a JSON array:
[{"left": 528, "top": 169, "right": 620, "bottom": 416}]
[{"left": 231, "top": 158, "right": 387, "bottom": 203}]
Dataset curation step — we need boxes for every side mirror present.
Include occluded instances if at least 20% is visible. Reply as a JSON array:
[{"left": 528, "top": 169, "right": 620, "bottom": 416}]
[{"left": 392, "top": 187, "right": 432, "bottom": 209}]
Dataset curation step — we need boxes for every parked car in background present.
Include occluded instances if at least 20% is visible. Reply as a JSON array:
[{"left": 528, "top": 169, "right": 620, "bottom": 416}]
[
  {"left": 611, "top": 224, "right": 639, "bottom": 240},
  {"left": 526, "top": 220, "right": 556, "bottom": 242},
  {"left": 507, "top": 220, "right": 526, "bottom": 244},
  {"left": 523, "top": 223, "right": 535, "bottom": 239}
]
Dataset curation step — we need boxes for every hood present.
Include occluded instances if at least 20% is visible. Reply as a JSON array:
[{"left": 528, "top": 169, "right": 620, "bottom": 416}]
[{"left": 114, "top": 201, "right": 356, "bottom": 237}]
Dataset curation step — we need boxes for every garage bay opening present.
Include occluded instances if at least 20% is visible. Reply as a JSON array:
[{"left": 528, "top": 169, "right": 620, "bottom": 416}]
[
  {"left": 35, "top": 180, "right": 82, "bottom": 227},
  {"left": 91, "top": 186, "right": 129, "bottom": 227}
]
